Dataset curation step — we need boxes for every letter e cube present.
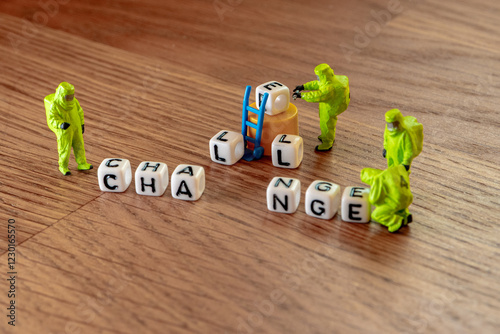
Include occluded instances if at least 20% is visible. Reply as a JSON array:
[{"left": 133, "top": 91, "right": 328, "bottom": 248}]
[
  {"left": 341, "top": 186, "right": 371, "bottom": 223},
  {"left": 256, "top": 81, "right": 290, "bottom": 115}
]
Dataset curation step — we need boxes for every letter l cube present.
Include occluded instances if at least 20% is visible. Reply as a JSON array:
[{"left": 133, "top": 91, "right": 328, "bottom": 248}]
[
  {"left": 271, "top": 134, "right": 303, "bottom": 169},
  {"left": 210, "top": 130, "right": 244, "bottom": 165}
]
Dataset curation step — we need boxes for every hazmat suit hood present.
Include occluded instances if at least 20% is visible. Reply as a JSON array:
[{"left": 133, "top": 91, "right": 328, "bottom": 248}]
[
  {"left": 55, "top": 82, "right": 76, "bottom": 111},
  {"left": 314, "top": 64, "right": 334, "bottom": 84},
  {"left": 385, "top": 108, "right": 404, "bottom": 134}
]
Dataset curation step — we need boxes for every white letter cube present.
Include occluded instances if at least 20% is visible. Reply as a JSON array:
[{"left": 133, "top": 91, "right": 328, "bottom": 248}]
[
  {"left": 209, "top": 130, "right": 244, "bottom": 165},
  {"left": 135, "top": 161, "right": 169, "bottom": 196},
  {"left": 305, "top": 181, "right": 341, "bottom": 220},
  {"left": 266, "top": 177, "right": 301, "bottom": 214},
  {"left": 271, "top": 134, "right": 303, "bottom": 169},
  {"left": 171, "top": 164, "right": 205, "bottom": 201},
  {"left": 341, "top": 186, "right": 371, "bottom": 223},
  {"left": 256, "top": 81, "right": 290, "bottom": 115},
  {"left": 98, "top": 158, "right": 132, "bottom": 192}
]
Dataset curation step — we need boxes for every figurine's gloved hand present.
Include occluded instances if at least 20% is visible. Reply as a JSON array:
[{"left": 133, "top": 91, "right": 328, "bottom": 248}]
[
  {"left": 60, "top": 122, "right": 71, "bottom": 130},
  {"left": 403, "top": 165, "right": 410, "bottom": 171},
  {"left": 292, "top": 92, "right": 301, "bottom": 100},
  {"left": 293, "top": 85, "right": 304, "bottom": 92},
  {"left": 382, "top": 148, "right": 387, "bottom": 158},
  {"left": 82, "top": 124, "right": 85, "bottom": 134}
]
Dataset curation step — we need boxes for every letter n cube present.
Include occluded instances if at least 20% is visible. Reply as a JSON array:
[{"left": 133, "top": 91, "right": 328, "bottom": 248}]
[{"left": 266, "top": 177, "right": 301, "bottom": 214}]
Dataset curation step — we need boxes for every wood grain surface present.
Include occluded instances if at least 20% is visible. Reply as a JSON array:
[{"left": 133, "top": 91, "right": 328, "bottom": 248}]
[{"left": 0, "top": 0, "right": 499, "bottom": 333}]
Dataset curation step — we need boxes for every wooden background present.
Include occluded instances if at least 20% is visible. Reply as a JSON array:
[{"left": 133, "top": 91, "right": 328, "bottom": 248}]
[{"left": 0, "top": 0, "right": 499, "bottom": 333}]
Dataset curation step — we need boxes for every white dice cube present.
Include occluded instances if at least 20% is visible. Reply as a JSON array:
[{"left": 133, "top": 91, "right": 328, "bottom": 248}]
[
  {"left": 341, "top": 186, "right": 371, "bottom": 223},
  {"left": 256, "top": 81, "right": 290, "bottom": 115},
  {"left": 271, "top": 134, "right": 303, "bottom": 169},
  {"left": 209, "top": 130, "right": 244, "bottom": 165},
  {"left": 134, "top": 161, "right": 169, "bottom": 196},
  {"left": 171, "top": 164, "right": 205, "bottom": 201},
  {"left": 98, "top": 158, "right": 132, "bottom": 192},
  {"left": 266, "top": 177, "right": 301, "bottom": 214},
  {"left": 305, "top": 181, "right": 341, "bottom": 220}
]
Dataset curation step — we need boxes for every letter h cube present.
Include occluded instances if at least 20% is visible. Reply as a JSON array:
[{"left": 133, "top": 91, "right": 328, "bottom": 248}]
[{"left": 135, "top": 161, "right": 169, "bottom": 196}]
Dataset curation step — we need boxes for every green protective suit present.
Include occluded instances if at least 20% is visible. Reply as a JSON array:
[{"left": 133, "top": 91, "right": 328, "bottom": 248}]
[
  {"left": 361, "top": 165, "right": 413, "bottom": 233},
  {"left": 301, "top": 64, "right": 350, "bottom": 150},
  {"left": 44, "top": 82, "right": 91, "bottom": 175},
  {"left": 384, "top": 109, "right": 414, "bottom": 169}
]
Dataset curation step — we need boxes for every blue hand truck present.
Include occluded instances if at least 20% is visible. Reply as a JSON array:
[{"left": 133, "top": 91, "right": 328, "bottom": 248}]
[{"left": 241, "top": 86, "right": 269, "bottom": 161}]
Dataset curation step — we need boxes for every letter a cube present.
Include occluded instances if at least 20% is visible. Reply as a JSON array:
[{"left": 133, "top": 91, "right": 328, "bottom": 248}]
[
  {"left": 341, "top": 186, "right": 371, "bottom": 223},
  {"left": 266, "top": 177, "right": 301, "bottom": 214},
  {"left": 171, "top": 164, "right": 205, "bottom": 201},
  {"left": 305, "top": 181, "right": 341, "bottom": 220}
]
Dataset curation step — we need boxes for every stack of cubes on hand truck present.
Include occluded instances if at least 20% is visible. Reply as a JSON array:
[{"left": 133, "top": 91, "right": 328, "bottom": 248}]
[{"left": 210, "top": 81, "right": 303, "bottom": 167}]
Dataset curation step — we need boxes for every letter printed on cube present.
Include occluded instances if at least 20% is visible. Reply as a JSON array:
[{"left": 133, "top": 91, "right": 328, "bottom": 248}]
[
  {"left": 209, "top": 130, "right": 244, "bottom": 165},
  {"left": 341, "top": 186, "right": 371, "bottom": 223},
  {"left": 171, "top": 164, "right": 205, "bottom": 201},
  {"left": 305, "top": 181, "right": 341, "bottom": 220},
  {"left": 256, "top": 81, "right": 290, "bottom": 115},
  {"left": 271, "top": 134, "right": 303, "bottom": 169},
  {"left": 98, "top": 158, "right": 132, "bottom": 192},
  {"left": 266, "top": 177, "right": 301, "bottom": 214},
  {"left": 135, "top": 161, "right": 169, "bottom": 196}
]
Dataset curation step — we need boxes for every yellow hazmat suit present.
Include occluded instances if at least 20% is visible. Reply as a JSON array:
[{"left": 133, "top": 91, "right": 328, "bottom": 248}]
[
  {"left": 44, "top": 82, "right": 92, "bottom": 175},
  {"left": 361, "top": 165, "right": 413, "bottom": 232},
  {"left": 295, "top": 64, "right": 350, "bottom": 151},
  {"left": 383, "top": 109, "right": 414, "bottom": 170}
]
